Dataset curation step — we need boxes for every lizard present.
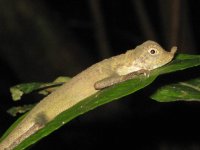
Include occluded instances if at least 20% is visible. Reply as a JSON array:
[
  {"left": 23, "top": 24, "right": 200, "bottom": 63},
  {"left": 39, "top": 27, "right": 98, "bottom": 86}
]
[{"left": 0, "top": 40, "right": 177, "bottom": 150}]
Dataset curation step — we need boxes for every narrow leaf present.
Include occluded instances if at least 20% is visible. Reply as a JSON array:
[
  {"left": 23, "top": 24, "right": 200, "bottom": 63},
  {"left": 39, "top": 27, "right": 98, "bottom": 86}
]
[
  {"left": 7, "top": 104, "right": 35, "bottom": 117},
  {"left": 10, "top": 77, "right": 70, "bottom": 101}
]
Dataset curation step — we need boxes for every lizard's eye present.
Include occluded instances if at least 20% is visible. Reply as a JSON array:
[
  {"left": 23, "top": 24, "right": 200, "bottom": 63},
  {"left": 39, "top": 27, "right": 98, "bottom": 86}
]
[{"left": 148, "top": 48, "right": 158, "bottom": 55}]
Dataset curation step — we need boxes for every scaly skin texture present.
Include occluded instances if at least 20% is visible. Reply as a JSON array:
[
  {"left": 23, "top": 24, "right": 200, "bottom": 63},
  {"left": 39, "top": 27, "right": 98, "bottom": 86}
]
[{"left": 0, "top": 41, "right": 177, "bottom": 150}]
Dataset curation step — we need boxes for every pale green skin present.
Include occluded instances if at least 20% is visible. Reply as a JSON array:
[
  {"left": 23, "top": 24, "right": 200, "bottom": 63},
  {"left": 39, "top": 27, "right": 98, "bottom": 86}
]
[{"left": 0, "top": 41, "right": 177, "bottom": 150}]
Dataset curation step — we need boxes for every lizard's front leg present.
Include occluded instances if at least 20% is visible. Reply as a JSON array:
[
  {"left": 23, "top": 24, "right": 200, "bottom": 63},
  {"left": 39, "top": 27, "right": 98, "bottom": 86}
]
[{"left": 94, "top": 69, "right": 150, "bottom": 90}]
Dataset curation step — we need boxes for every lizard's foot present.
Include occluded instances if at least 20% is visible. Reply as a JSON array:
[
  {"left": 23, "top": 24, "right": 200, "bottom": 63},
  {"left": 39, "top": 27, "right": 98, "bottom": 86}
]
[{"left": 123, "top": 69, "right": 150, "bottom": 81}]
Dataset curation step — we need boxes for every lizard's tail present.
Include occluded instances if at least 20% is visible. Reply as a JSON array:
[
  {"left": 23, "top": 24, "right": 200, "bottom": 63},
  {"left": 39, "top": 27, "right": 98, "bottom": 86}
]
[{"left": 0, "top": 122, "right": 44, "bottom": 150}]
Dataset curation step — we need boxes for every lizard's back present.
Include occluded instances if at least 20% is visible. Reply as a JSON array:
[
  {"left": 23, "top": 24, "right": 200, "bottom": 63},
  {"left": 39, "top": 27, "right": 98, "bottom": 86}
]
[{"left": 0, "top": 55, "right": 121, "bottom": 150}]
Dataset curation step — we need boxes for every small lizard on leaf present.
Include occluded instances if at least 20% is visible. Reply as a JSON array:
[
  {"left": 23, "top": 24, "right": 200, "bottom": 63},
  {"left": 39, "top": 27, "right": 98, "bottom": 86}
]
[{"left": 0, "top": 41, "right": 177, "bottom": 150}]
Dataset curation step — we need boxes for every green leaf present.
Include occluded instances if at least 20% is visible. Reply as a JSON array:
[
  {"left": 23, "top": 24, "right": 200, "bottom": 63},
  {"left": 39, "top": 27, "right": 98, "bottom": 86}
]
[
  {"left": 1, "top": 54, "right": 200, "bottom": 150},
  {"left": 7, "top": 104, "right": 35, "bottom": 117},
  {"left": 155, "top": 54, "right": 200, "bottom": 75},
  {"left": 151, "top": 77, "right": 200, "bottom": 102},
  {"left": 10, "top": 76, "right": 70, "bottom": 101},
  {"left": 0, "top": 114, "right": 27, "bottom": 143}
]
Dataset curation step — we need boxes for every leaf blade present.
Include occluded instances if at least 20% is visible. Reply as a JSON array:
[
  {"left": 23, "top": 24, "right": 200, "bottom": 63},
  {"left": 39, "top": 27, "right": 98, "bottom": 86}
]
[
  {"left": 151, "top": 78, "right": 200, "bottom": 102},
  {"left": 10, "top": 76, "right": 70, "bottom": 101}
]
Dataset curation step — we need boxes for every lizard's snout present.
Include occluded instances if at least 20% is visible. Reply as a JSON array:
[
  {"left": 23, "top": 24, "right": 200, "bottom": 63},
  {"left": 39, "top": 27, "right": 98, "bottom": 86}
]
[{"left": 170, "top": 46, "right": 177, "bottom": 55}]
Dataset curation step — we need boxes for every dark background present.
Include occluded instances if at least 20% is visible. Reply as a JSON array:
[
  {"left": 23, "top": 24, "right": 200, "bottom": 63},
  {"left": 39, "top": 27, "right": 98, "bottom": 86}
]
[{"left": 0, "top": 0, "right": 200, "bottom": 149}]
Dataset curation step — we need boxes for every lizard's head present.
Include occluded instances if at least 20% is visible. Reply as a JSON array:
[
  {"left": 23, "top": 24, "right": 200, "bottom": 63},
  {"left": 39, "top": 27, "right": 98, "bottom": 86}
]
[{"left": 135, "top": 40, "right": 177, "bottom": 70}]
